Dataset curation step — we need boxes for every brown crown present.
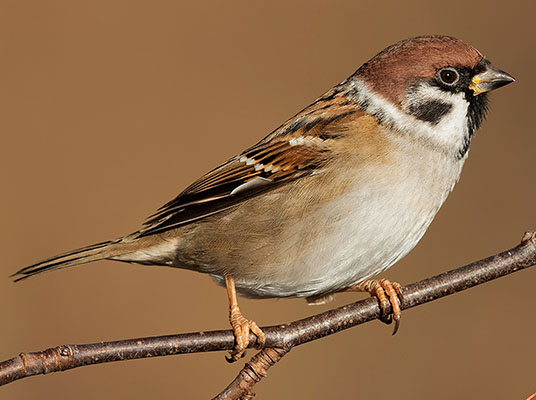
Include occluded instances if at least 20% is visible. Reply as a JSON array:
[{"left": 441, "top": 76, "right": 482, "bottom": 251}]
[{"left": 356, "top": 35, "right": 483, "bottom": 106}]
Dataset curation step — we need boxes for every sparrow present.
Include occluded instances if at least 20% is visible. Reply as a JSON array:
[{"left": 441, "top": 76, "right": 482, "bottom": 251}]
[{"left": 13, "top": 35, "right": 515, "bottom": 361}]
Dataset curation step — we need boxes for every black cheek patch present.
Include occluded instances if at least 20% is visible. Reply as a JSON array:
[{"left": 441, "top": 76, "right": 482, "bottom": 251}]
[{"left": 408, "top": 100, "right": 452, "bottom": 124}]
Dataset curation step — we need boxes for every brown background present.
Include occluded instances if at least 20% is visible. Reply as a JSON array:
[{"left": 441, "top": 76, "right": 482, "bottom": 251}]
[{"left": 1, "top": 1, "right": 535, "bottom": 399}]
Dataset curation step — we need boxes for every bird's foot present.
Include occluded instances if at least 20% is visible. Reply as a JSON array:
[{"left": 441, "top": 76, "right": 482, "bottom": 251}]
[
  {"left": 347, "top": 279, "right": 403, "bottom": 334},
  {"left": 226, "top": 307, "right": 266, "bottom": 363}
]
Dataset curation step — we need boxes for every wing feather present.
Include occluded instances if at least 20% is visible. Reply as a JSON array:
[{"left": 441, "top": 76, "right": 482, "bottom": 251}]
[{"left": 136, "top": 89, "right": 364, "bottom": 237}]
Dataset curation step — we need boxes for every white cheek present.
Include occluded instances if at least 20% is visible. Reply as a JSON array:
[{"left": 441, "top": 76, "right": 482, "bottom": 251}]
[
  {"left": 407, "top": 85, "right": 470, "bottom": 152},
  {"left": 349, "top": 79, "right": 470, "bottom": 156}
]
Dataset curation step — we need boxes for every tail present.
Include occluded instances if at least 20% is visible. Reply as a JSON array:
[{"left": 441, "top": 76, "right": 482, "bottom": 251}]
[{"left": 12, "top": 240, "right": 126, "bottom": 282}]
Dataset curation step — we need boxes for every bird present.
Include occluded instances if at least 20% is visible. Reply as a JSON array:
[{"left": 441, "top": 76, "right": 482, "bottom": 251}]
[{"left": 12, "top": 35, "right": 515, "bottom": 361}]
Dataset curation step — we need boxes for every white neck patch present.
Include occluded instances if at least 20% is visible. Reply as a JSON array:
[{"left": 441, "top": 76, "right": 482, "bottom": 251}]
[{"left": 347, "top": 79, "right": 470, "bottom": 159}]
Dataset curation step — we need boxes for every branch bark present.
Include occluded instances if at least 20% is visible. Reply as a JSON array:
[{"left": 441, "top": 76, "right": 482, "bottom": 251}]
[
  {"left": 2, "top": 231, "right": 535, "bottom": 399},
  {"left": 213, "top": 347, "right": 290, "bottom": 400}
]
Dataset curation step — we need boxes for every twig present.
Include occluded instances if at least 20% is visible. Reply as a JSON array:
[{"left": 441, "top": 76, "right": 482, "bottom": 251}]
[
  {"left": 526, "top": 391, "right": 536, "bottom": 400},
  {"left": 1, "top": 232, "right": 535, "bottom": 399},
  {"left": 213, "top": 347, "right": 290, "bottom": 400}
]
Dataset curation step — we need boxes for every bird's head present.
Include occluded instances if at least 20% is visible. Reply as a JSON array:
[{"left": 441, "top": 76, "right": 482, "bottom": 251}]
[{"left": 351, "top": 35, "right": 514, "bottom": 158}]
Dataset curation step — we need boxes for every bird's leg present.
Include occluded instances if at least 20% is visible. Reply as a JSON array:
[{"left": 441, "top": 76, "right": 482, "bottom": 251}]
[
  {"left": 346, "top": 279, "right": 403, "bottom": 335},
  {"left": 225, "top": 275, "right": 266, "bottom": 362}
]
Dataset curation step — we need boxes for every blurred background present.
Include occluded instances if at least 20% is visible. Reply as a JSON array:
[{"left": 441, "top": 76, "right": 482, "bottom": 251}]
[{"left": 1, "top": 1, "right": 535, "bottom": 399}]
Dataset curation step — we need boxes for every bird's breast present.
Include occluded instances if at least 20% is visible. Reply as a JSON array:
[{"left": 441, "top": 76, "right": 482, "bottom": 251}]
[{"left": 226, "top": 138, "right": 465, "bottom": 298}]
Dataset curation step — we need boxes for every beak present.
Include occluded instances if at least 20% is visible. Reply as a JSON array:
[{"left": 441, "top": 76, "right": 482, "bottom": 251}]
[{"left": 469, "top": 63, "right": 515, "bottom": 96}]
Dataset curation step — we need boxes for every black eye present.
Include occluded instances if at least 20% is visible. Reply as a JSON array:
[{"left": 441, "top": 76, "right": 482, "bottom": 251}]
[{"left": 438, "top": 68, "right": 459, "bottom": 85}]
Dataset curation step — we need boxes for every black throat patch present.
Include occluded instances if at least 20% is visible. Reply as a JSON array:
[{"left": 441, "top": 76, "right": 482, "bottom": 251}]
[
  {"left": 466, "top": 92, "right": 489, "bottom": 136},
  {"left": 457, "top": 92, "right": 489, "bottom": 159}
]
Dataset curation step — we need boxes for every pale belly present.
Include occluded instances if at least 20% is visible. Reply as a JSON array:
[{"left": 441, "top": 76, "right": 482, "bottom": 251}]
[
  {"left": 227, "top": 178, "right": 444, "bottom": 298},
  {"left": 197, "top": 153, "right": 463, "bottom": 299}
]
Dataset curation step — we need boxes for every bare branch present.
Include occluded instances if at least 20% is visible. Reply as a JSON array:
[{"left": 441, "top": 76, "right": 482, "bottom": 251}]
[
  {"left": 1, "top": 231, "right": 535, "bottom": 398},
  {"left": 213, "top": 347, "right": 290, "bottom": 400}
]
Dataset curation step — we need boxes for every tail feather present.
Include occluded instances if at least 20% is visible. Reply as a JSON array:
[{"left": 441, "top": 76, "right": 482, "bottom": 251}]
[{"left": 12, "top": 240, "right": 122, "bottom": 282}]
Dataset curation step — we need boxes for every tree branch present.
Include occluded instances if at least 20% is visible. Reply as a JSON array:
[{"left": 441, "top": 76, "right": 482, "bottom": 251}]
[
  {"left": 2, "top": 232, "right": 535, "bottom": 399},
  {"left": 213, "top": 347, "right": 290, "bottom": 400}
]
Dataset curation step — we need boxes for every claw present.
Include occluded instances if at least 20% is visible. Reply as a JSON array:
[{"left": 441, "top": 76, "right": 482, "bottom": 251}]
[
  {"left": 227, "top": 311, "right": 266, "bottom": 362},
  {"left": 346, "top": 278, "right": 403, "bottom": 334}
]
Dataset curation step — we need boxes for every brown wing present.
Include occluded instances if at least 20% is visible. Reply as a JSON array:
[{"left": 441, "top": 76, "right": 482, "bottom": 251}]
[{"left": 137, "top": 85, "right": 364, "bottom": 237}]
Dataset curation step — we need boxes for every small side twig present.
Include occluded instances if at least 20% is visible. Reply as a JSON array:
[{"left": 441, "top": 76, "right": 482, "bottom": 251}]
[
  {"left": 1, "top": 231, "right": 535, "bottom": 398},
  {"left": 213, "top": 347, "right": 290, "bottom": 400},
  {"left": 526, "top": 391, "right": 536, "bottom": 400}
]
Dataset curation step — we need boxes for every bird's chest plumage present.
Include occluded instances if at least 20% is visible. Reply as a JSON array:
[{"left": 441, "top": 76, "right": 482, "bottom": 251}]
[
  {"left": 221, "top": 138, "right": 465, "bottom": 299},
  {"left": 298, "top": 155, "right": 461, "bottom": 294}
]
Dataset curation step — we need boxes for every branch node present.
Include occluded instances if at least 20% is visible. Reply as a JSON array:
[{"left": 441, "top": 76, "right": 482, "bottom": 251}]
[
  {"left": 522, "top": 231, "right": 536, "bottom": 245},
  {"left": 59, "top": 345, "right": 73, "bottom": 357},
  {"left": 18, "top": 353, "right": 28, "bottom": 373}
]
